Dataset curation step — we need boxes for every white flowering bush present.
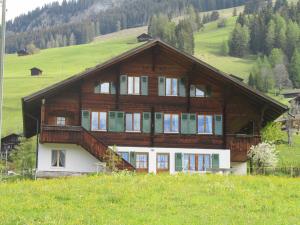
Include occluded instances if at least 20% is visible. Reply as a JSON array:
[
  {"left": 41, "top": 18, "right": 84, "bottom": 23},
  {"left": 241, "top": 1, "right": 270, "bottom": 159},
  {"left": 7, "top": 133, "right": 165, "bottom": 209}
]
[{"left": 248, "top": 142, "right": 278, "bottom": 169}]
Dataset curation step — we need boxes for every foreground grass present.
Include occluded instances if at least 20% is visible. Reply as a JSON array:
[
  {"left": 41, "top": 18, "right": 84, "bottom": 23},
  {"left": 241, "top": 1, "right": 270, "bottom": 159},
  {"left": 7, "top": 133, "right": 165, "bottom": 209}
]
[
  {"left": 0, "top": 174, "right": 299, "bottom": 225},
  {"left": 277, "top": 135, "right": 300, "bottom": 167}
]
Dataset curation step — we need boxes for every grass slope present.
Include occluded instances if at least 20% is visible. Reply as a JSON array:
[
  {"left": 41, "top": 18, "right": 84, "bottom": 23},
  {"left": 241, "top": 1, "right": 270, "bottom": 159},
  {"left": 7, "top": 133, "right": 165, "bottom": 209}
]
[{"left": 0, "top": 174, "right": 299, "bottom": 225}]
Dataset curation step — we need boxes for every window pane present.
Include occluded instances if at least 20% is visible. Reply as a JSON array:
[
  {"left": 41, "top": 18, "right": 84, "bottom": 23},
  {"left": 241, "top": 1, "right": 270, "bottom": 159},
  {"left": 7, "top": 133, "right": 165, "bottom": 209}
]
[
  {"left": 100, "top": 82, "right": 110, "bottom": 93},
  {"left": 172, "top": 114, "right": 179, "bottom": 132},
  {"left": 57, "top": 117, "right": 65, "bottom": 126},
  {"left": 128, "top": 77, "right": 133, "bottom": 94},
  {"left": 198, "top": 154, "right": 204, "bottom": 171},
  {"left": 136, "top": 154, "right": 148, "bottom": 169},
  {"left": 204, "top": 155, "right": 210, "bottom": 169},
  {"left": 134, "top": 77, "right": 140, "bottom": 94},
  {"left": 133, "top": 113, "right": 141, "bottom": 131},
  {"left": 126, "top": 114, "right": 133, "bottom": 131},
  {"left": 59, "top": 151, "right": 65, "bottom": 167},
  {"left": 198, "top": 115, "right": 205, "bottom": 133},
  {"left": 99, "top": 112, "right": 107, "bottom": 130},
  {"left": 190, "top": 154, "right": 195, "bottom": 171},
  {"left": 172, "top": 79, "right": 178, "bottom": 96},
  {"left": 164, "top": 114, "right": 171, "bottom": 133},
  {"left": 195, "top": 86, "right": 205, "bottom": 97},
  {"left": 157, "top": 154, "right": 169, "bottom": 169},
  {"left": 206, "top": 116, "right": 213, "bottom": 134},
  {"left": 166, "top": 78, "right": 171, "bottom": 96},
  {"left": 91, "top": 112, "right": 99, "bottom": 131},
  {"left": 51, "top": 150, "right": 58, "bottom": 167},
  {"left": 184, "top": 154, "right": 189, "bottom": 170},
  {"left": 120, "top": 152, "right": 129, "bottom": 162}
]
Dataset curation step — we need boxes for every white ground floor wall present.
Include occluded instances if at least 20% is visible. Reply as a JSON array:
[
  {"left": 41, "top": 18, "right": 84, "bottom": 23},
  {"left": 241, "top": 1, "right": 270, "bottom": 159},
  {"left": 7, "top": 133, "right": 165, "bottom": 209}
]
[{"left": 37, "top": 143, "right": 247, "bottom": 176}]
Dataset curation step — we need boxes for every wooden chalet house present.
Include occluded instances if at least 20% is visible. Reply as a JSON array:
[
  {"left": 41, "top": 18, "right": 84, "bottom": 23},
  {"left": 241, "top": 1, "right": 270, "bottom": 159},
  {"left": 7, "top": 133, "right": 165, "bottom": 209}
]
[{"left": 22, "top": 40, "right": 287, "bottom": 177}]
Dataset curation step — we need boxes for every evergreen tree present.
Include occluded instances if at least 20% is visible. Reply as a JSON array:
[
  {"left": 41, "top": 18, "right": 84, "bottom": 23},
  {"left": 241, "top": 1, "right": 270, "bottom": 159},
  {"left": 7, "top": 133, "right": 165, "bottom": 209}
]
[
  {"left": 289, "top": 49, "right": 300, "bottom": 88},
  {"left": 221, "top": 40, "right": 229, "bottom": 55},
  {"left": 248, "top": 72, "right": 255, "bottom": 87},
  {"left": 286, "top": 20, "right": 300, "bottom": 59},
  {"left": 265, "top": 20, "right": 276, "bottom": 55},
  {"left": 175, "top": 19, "right": 195, "bottom": 55},
  {"left": 233, "top": 8, "right": 237, "bottom": 17},
  {"left": 269, "top": 48, "right": 285, "bottom": 67},
  {"left": 229, "top": 23, "right": 250, "bottom": 57}
]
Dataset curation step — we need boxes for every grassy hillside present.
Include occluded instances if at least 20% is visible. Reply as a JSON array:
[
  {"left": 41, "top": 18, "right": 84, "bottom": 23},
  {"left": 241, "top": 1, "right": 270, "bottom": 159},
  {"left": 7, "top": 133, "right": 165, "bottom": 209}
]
[{"left": 0, "top": 174, "right": 299, "bottom": 225}]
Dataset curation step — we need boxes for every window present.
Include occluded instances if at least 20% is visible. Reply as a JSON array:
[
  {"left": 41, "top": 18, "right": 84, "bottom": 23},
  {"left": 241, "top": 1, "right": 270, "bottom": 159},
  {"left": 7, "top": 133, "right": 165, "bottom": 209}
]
[
  {"left": 119, "top": 152, "right": 129, "bottom": 162},
  {"left": 91, "top": 112, "right": 107, "bottom": 131},
  {"left": 95, "top": 82, "right": 114, "bottom": 94},
  {"left": 195, "top": 86, "right": 205, "bottom": 97},
  {"left": 198, "top": 115, "right": 213, "bottom": 134},
  {"left": 198, "top": 154, "right": 211, "bottom": 171},
  {"left": 190, "top": 85, "right": 211, "bottom": 97},
  {"left": 136, "top": 153, "right": 148, "bottom": 169},
  {"left": 126, "top": 113, "right": 141, "bottom": 132},
  {"left": 51, "top": 150, "right": 65, "bottom": 167},
  {"left": 56, "top": 117, "right": 66, "bottom": 126},
  {"left": 100, "top": 82, "right": 110, "bottom": 93},
  {"left": 184, "top": 154, "right": 196, "bottom": 171},
  {"left": 164, "top": 114, "right": 179, "bottom": 133},
  {"left": 166, "top": 78, "right": 178, "bottom": 96},
  {"left": 157, "top": 154, "right": 169, "bottom": 170},
  {"left": 128, "top": 76, "right": 140, "bottom": 95}
]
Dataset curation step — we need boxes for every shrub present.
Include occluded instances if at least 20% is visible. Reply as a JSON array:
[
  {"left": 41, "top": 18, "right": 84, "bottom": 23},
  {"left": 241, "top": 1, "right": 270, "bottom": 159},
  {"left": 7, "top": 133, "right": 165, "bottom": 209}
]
[
  {"left": 261, "top": 122, "right": 286, "bottom": 144},
  {"left": 248, "top": 142, "right": 278, "bottom": 169}
]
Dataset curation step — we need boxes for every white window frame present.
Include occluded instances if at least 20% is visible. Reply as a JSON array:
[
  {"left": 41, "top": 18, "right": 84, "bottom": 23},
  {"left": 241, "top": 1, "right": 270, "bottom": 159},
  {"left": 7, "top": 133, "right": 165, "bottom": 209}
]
[
  {"left": 197, "top": 115, "right": 213, "bottom": 135},
  {"left": 136, "top": 153, "right": 148, "bottom": 169},
  {"left": 166, "top": 78, "right": 178, "bottom": 96},
  {"left": 51, "top": 150, "right": 66, "bottom": 168},
  {"left": 164, "top": 113, "right": 179, "bottom": 134},
  {"left": 56, "top": 117, "right": 66, "bottom": 126},
  {"left": 128, "top": 76, "right": 140, "bottom": 95},
  {"left": 91, "top": 112, "right": 107, "bottom": 131},
  {"left": 125, "top": 113, "right": 141, "bottom": 132}
]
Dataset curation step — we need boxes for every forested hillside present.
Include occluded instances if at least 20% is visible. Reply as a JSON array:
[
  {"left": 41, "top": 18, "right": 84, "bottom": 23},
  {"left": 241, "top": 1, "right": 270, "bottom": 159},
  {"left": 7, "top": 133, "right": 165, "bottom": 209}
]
[
  {"left": 5, "top": 0, "right": 246, "bottom": 53},
  {"left": 227, "top": 0, "right": 300, "bottom": 93}
]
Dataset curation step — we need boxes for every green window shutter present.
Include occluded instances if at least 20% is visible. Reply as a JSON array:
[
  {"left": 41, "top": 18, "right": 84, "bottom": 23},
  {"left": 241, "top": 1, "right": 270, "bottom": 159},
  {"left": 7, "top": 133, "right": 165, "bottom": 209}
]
[
  {"left": 141, "top": 76, "right": 149, "bottom": 96},
  {"left": 212, "top": 154, "right": 219, "bottom": 169},
  {"left": 179, "top": 77, "right": 186, "bottom": 97},
  {"left": 110, "top": 82, "right": 116, "bottom": 94},
  {"left": 129, "top": 152, "right": 136, "bottom": 167},
  {"left": 158, "top": 76, "right": 165, "bottom": 96},
  {"left": 142, "top": 112, "right": 151, "bottom": 133},
  {"left": 94, "top": 83, "right": 100, "bottom": 94},
  {"left": 181, "top": 113, "right": 189, "bottom": 134},
  {"left": 120, "top": 75, "right": 127, "bottom": 95},
  {"left": 175, "top": 153, "right": 183, "bottom": 171},
  {"left": 116, "top": 112, "right": 125, "bottom": 132},
  {"left": 108, "top": 111, "right": 116, "bottom": 132},
  {"left": 206, "top": 85, "right": 212, "bottom": 97},
  {"left": 81, "top": 110, "right": 90, "bottom": 130},
  {"left": 189, "top": 114, "right": 197, "bottom": 134},
  {"left": 190, "top": 85, "right": 196, "bottom": 97},
  {"left": 214, "top": 115, "right": 223, "bottom": 136},
  {"left": 155, "top": 112, "right": 163, "bottom": 133}
]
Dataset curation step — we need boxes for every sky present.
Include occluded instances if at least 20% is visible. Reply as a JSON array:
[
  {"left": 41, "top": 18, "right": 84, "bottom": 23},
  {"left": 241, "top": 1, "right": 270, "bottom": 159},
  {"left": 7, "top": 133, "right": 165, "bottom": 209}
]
[{"left": 6, "top": 0, "right": 63, "bottom": 20}]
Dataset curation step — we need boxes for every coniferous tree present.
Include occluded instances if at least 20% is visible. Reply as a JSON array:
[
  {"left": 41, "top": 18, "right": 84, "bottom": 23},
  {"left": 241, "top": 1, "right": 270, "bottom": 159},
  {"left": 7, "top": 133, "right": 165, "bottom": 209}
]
[
  {"left": 229, "top": 23, "right": 250, "bottom": 57},
  {"left": 265, "top": 20, "right": 276, "bottom": 55},
  {"left": 248, "top": 72, "right": 255, "bottom": 87},
  {"left": 289, "top": 49, "right": 300, "bottom": 88},
  {"left": 286, "top": 20, "right": 300, "bottom": 59}
]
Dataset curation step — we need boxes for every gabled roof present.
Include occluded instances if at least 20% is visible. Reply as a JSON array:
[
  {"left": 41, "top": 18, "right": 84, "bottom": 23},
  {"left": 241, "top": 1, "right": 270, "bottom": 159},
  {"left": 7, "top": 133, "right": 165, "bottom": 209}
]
[{"left": 22, "top": 39, "right": 288, "bottom": 138}]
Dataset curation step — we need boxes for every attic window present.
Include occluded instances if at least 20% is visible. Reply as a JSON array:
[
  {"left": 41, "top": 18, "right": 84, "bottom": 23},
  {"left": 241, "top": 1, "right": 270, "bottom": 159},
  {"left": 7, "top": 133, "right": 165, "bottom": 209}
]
[{"left": 94, "top": 82, "right": 116, "bottom": 94}]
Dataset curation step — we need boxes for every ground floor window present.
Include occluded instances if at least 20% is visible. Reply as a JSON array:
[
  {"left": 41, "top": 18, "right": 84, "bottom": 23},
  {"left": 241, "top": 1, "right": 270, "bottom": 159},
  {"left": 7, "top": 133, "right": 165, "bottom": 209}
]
[
  {"left": 119, "top": 152, "right": 129, "bottom": 162},
  {"left": 198, "top": 154, "right": 211, "bottom": 171},
  {"left": 184, "top": 154, "right": 196, "bottom": 171},
  {"left": 183, "top": 153, "right": 212, "bottom": 171},
  {"left": 136, "top": 153, "right": 148, "bottom": 169},
  {"left": 157, "top": 153, "right": 169, "bottom": 171},
  {"left": 51, "top": 150, "right": 65, "bottom": 168}
]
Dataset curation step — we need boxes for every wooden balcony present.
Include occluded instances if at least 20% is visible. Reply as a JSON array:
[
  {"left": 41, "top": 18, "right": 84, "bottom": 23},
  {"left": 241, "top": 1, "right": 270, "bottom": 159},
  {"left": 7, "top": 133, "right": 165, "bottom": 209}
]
[
  {"left": 226, "top": 134, "right": 261, "bottom": 162},
  {"left": 40, "top": 125, "right": 135, "bottom": 171},
  {"left": 40, "top": 125, "right": 261, "bottom": 163}
]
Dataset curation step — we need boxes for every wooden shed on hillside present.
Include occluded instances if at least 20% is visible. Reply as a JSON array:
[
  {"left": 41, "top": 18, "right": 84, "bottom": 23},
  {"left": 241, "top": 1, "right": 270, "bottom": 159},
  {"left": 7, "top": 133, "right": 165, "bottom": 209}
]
[
  {"left": 282, "top": 89, "right": 300, "bottom": 98},
  {"left": 137, "top": 33, "right": 153, "bottom": 42},
  {"left": 0, "top": 133, "right": 21, "bottom": 159},
  {"left": 30, "top": 67, "right": 43, "bottom": 76}
]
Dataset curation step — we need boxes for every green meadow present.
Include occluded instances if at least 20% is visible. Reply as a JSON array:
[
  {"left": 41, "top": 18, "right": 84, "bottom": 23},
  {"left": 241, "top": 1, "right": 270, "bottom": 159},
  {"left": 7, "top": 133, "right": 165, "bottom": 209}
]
[{"left": 0, "top": 174, "right": 299, "bottom": 225}]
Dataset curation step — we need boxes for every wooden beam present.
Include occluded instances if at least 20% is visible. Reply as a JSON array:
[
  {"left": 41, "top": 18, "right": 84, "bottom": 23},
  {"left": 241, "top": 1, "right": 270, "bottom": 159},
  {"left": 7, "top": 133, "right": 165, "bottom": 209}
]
[
  {"left": 258, "top": 105, "right": 268, "bottom": 134},
  {"left": 186, "top": 64, "right": 197, "bottom": 112},
  {"left": 115, "top": 64, "right": 121, "bottom": 110},
  {"left": 78, "top": 84, "right": 82, "bottom": 126},
  {"left": 151, "top": 106, "right": 155, "bottom": 146}
]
